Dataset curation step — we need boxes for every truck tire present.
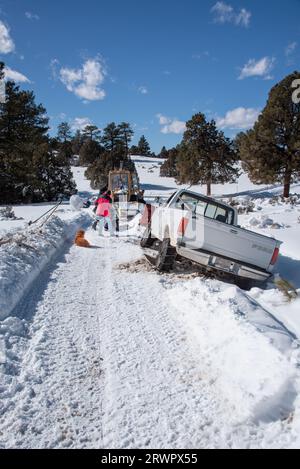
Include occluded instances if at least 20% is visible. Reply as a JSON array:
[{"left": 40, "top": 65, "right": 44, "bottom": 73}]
[
  {"left": 155, "top": 237, "right": 177, "bottom": 272},
  {"left": 235, "top": 277, "right": 253, "bottom": 291},
  {"left": 140, "top": 224, "right": 155, "bottom": 248}
]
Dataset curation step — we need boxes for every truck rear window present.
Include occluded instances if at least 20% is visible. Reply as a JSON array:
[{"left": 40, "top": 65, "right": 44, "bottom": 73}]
[
  {"left": 205, "top": 204, "right": 233, "bottom": 225},
  {"left": 174, "top": 193, "right": 234, "bottom": 225}
]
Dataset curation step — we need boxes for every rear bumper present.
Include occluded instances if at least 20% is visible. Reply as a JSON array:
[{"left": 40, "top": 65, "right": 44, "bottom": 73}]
[{"left": 176, "top": 245, "right": 271, "bottom": 282}]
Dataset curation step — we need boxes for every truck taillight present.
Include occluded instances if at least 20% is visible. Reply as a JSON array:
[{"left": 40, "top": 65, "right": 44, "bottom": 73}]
[
  {"left": 178, "top": 217, "right": 189, "bottom": 236},
  {"left": 270, "top": 247, "right": 280, "bottom": 265}
]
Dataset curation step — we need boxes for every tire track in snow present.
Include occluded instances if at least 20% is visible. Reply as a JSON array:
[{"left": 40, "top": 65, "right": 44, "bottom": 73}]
[
  {"left": 0, "top": 242, "right": 105, "bottom": 448},
  {"left": 1, "top": 232, "right": 299, "bottom": 448},
  {"left": 98, "top": 238, "right": 243, "bottom": 448}
]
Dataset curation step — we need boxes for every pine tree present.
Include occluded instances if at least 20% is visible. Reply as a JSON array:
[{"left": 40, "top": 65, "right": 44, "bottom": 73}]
[
  {"left": 137, "top": 135, "right": 151, "bottom": 156},
  {"left": 176, "top": 113, "right": 238, "bottom": 196},
  {"left": 82, "top": 125, "right": 101, "bottom": 141},
  {"left": 57, "top": 122, "right": 72, "bottom": 143},
  {"left": 102, "top": 122, "right": 122, "bottom": 151},
  {"left": 118, "top": 122, "right": 134, "bottom": 156},
  {"left": 158, "top": 146, "right": 169, "bottom": 159},
  {"left": 236, "top": 71, "right": 300, "bottom": 198},
  {"left": 160, "top": 148, "right": 179, "bottom": 177},
  {"left": 0, "top": 70, "right": 49, "bottom": 202},
  {"left": 57, "top": 122, "right": 73, "bottom": 161},
  {"left": 32, "top": 141, "right": 76, "bottom": 201},
  {"left": 0, "top": 62, "right": 75, "bottom": 203},
  {"left": 130, "top": 145, "right": 140, "bottom": 155},
  {"left": 71, "top": 130, "right": 83, "bottom": 155},
  {"left": 79, "top": 139, "right": 102, "bottom": 166},
  {"left": 85, "top": 148, "right": 136, "bottom": 190},
  {"left": 0, "top": 62, "right": 10, "bottom": 200}
]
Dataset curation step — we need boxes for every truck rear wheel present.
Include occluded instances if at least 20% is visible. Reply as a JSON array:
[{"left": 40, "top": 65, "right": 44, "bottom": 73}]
[{"left": 155, "top": 237, "right": 176, "bottom": 272}]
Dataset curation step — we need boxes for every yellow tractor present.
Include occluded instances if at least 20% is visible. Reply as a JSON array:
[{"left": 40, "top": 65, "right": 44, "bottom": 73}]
[
  {"left": 108, "top": 169, "right": 140, "bottom": 203},
  {"left": 108, "top": 169, "right": 142, "bottom": 222}
]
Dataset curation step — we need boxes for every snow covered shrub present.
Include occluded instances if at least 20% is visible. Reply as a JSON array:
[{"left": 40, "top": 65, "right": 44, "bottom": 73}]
[
  {"left": 275, "top": 278, "right": 298, "bottom": 302},
  {"left": 227, "top": 197, "right": 255, "bottom": 214},
  {"left": 285, "top": 195, "right": 300, "bottom": 205},
  {"left": 228, "top": 198, "right": 239, "bottom": 207},
  {"left": 270, "top": 194, "right": 300, "bottom": 206},
  {"left": 0, "top": 206, "right": 17, "bottom": 220}
]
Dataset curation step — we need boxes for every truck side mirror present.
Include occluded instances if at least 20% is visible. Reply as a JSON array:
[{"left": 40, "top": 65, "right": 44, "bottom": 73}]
[{"left": 181, "top": 203, "right": 185, "bottom": 211}]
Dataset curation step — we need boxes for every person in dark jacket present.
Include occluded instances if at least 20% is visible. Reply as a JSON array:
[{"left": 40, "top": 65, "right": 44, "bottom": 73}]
[{"left": 137, "top": 190, "right": 146, "bottom": 205}]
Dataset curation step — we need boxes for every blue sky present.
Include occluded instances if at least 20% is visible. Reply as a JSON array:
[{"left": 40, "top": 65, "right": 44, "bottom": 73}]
[{"left": 0, "top": 0, "right": 299, "bottom": 152}]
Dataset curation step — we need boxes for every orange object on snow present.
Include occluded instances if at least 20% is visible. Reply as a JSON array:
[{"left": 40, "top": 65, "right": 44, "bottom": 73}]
[{"left": 74, "top": 230, "right": 91, "bottom": 248}]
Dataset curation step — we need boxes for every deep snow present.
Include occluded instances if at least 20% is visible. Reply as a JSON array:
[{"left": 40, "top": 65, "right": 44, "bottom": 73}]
[{"left": 0, "top": 158, "right": 300, "bottom": 449}]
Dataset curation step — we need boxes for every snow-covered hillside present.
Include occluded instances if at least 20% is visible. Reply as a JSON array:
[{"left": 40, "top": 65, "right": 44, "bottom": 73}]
[{"left": 0, "top": 159, "right": 300, "bottom": 449}]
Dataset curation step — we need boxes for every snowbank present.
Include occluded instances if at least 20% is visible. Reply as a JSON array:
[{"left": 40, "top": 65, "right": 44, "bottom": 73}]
[
  {"left": 168, "top": 278, "right": 299, "bottom": 422},
  {"left": 0, "top": 212, "right": 91, "bottom": 321}
]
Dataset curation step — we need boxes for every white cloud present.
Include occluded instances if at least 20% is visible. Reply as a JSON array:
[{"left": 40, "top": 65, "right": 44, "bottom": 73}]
[
  {"left": 25, "top": 12, "right": 40, "bottom": 21},
  {"left": 211, "top": 2, "right": 251, "bottom": 27},
  {"left": 285, "top": 42, "right": 297, "bottom": 57},
  {"left": 212, "top": 1, "right": 233, "bottom": 23},
  {"left": 0, "top": 20, "right": 15, "bottom": 54},
  {"left": 235, "top": 8, "right": 251, "bottom": 27},
  {"left": 239, "top": 57, "right": 275, "bottom": 80},
  {"left": 4, "top": 66, "right": 30, "bottom": 83},
  {"left": 157, "top": 113, "right": 171, "bottom": 125},
  {"left": 71, "top": 117, "right": 92, "bottom": 131},
  {"left": 59, "top": 58, "right": 107, "bottom": 101},
  {"left": 157, "top": 114, "right": 186, "bottom": 134},
  {"left": 138, "top": 86, "right": 148, "bottom": 94},
  {"left": 162, "top": 120, "right": 186, "bottom": 134},
  {"left": 50, "top": 58, "right": 60, "bottom": 80},
  {"left": 216, "top": 107, "right": 260, "bottom": 130}
]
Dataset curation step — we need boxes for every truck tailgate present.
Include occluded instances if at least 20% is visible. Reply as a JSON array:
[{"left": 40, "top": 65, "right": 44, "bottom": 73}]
[{"left": 183, "top": 216, "right": 279, "bottom": 271}]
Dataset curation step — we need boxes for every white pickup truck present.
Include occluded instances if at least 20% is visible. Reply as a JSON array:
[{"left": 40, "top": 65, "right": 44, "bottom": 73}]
[{"left": 141, "top": 189, "right": 282, "bottom": 287}]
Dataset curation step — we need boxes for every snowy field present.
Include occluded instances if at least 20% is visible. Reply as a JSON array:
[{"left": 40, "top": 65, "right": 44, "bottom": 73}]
[{"left": 0, "top": 158, "right": 300, "bottom": 448}]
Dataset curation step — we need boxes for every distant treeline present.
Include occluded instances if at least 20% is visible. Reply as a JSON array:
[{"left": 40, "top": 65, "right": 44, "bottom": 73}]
[
  {"left": 160, "top": 71, "right": 300, "bottom": 198},
  {"left": 1, "top": 59, "right": 299, "bottom": 203},
  {"left": 0, "top": 59, "right": 157, "bottom": 203}
]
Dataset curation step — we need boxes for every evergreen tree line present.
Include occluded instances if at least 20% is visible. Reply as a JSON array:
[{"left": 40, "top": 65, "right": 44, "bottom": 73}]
[
  {"left": 81, "top": 122, "right": 136, "bottom": 190},
  {"left": 0, "top": 62, "right": 76, "bottom": 204},
  {"left": 69, "top": 126, "right": 155, "bottom": 189},
  {"left": 0, "top": 57, "right": 155, "bottom": 202},
  {"left": 130, "top": 135, "right": 156, "bottom": 157},
  {"left": 159, "top": 71, "right": 300, "bottom": 198}
]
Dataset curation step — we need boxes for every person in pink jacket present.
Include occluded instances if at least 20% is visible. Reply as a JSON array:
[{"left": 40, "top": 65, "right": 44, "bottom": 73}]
[{"left": 96, "top": 191, "right": 113, "bottom": 236}]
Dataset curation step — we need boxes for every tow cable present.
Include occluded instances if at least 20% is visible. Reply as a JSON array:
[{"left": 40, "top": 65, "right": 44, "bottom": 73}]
[
  {"left": 28, "top": 199, "right": 63, "bottom": 228},
  {"left": 0, "top": 199, "right": 64, "bottom": 248}
]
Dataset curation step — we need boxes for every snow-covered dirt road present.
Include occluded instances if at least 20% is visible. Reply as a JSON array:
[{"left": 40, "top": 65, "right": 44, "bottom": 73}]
[{"left": 1, "top": 228, "right": 300, "bottom": 449}]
